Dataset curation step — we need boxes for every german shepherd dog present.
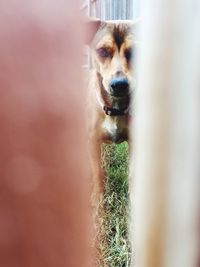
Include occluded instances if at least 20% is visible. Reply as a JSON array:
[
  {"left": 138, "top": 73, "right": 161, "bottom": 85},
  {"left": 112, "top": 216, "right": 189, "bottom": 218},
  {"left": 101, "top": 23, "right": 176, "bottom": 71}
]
[{"left": 86, "top": 19, "right": 138, "bottom": 201}]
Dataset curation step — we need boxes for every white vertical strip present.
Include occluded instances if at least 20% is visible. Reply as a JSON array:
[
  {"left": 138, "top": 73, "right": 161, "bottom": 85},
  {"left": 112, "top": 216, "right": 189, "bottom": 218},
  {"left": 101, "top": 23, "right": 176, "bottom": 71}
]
[
  {"left": 131, "top": 0, "right": 200, "bottom": 267},
  {"left": 131, "top": 1, "right": 173, "bottom": 265},
  {"left": 119, "top": 0, "right": 122, "bottom": 19},
  {"left": 123, "top": 0, "right": 126, "bottom": 19},
  {"left": 97, "top": 0, "right": 100, "bottom": 18},
  {"left": 133, "top": 0, "right": 141, "bottom": 18},
  {"left": 101, "top": 0, "right": 104, "bottom": 19},
  {"left": 108, "top": 0, "right": 111, "bottom": 20},
  {"left": 87, "top": 0, "right": 90, "bottom": 16},
  {"left": 164, "top": 1, "right": 200, "bottom": 266},
  {"left": 111, "top": 0, "right": 112, "bottom": 20}
]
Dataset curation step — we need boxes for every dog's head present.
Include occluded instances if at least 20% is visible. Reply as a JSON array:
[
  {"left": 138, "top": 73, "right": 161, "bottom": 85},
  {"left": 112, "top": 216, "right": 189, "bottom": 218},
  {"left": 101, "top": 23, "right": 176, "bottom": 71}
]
[{"left": 86, "top": 19, "right": 138, "bottom": 99}]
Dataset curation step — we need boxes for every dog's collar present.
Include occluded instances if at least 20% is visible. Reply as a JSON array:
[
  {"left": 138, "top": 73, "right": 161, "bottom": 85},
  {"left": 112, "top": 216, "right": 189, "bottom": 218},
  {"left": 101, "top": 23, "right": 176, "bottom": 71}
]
[
  {"left": 96, "top": 90, "right": 129, "bottom": 116},
  {"left": 103, "top": 106, "right": 129, "bottom": 116}
]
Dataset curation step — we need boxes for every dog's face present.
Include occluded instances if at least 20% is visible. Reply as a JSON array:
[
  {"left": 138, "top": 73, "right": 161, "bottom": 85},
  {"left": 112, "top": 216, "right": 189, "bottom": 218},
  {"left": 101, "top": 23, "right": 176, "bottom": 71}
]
[{"left": 90, "top": 20, "right": 138, "bottom": 98}]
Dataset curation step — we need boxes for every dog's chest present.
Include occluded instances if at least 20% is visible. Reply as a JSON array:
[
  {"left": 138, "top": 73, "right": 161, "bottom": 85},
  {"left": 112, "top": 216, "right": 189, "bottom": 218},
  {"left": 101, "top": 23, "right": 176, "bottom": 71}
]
[{"left": 102, "top": 116, "right": 128, "bottom": 143}]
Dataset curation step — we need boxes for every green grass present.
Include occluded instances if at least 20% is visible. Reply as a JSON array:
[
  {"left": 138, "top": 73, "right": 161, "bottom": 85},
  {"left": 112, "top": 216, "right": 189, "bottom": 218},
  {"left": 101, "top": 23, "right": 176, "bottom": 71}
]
[{"left": 96, "top": 142, "right": 131, "bottom": 267}]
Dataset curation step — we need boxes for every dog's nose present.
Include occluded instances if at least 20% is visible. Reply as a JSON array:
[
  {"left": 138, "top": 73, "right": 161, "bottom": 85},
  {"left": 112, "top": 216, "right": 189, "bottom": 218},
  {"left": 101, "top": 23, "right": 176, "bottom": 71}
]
[{"left": 110, "top": 77, "right": 129, "bottom": 97}]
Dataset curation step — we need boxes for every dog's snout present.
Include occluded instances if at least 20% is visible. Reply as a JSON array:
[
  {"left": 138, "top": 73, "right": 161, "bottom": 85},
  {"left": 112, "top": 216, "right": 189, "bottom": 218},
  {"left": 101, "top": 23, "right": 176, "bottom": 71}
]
[{"left": 110, "top": 77, "right": 129, "bottom": 97}]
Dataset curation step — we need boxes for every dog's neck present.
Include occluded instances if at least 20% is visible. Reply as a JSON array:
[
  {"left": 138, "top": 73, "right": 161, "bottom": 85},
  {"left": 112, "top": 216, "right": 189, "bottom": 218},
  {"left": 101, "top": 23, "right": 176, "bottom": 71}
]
[{"left": 96, "top": 72, "right": 130, "bottom": 116}]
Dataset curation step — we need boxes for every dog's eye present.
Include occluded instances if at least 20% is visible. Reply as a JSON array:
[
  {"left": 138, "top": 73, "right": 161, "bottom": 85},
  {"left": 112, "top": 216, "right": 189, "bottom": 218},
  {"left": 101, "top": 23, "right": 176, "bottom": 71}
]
[
  {"left": 125, "top": 49, "right": 133, "bottom": 61},
  {"left": 97, "top": 48, "right": 112, "bottom": 58}
]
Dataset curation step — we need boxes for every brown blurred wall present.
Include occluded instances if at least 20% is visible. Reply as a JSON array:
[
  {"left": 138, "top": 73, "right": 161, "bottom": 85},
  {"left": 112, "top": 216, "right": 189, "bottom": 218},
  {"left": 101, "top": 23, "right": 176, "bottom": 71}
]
[{"left": 0, "top": 1, "right": 91, "bottom": 267}]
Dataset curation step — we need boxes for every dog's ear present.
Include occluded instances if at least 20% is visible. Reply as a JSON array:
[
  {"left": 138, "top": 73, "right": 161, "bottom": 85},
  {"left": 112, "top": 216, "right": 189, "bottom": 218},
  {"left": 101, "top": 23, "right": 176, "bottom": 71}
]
[{"left": 84, "top": 17, "right": 101, "bottom": 44}]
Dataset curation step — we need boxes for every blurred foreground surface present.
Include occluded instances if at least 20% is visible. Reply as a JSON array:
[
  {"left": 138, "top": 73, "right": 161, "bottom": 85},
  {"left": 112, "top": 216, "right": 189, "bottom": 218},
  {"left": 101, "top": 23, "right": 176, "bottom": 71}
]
[
  {"left": 132, "top": 0, "right": 200, "bottom": 267},
  {"left": 0, "top": 1, "right": 91, "bottom": 267}
]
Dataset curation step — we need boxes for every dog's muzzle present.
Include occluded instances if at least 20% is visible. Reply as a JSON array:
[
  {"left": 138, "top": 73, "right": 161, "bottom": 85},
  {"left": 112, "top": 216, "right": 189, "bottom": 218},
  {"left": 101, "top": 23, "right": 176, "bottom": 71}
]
[{"left": 110, "top": 77, "right": 129, "bottom": 97}]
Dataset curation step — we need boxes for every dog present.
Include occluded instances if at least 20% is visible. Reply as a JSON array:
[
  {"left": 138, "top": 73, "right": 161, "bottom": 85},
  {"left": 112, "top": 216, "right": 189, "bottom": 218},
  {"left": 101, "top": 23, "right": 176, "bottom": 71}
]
[{"left": 86, "top": 18, "right": 138, "bottom": 200}]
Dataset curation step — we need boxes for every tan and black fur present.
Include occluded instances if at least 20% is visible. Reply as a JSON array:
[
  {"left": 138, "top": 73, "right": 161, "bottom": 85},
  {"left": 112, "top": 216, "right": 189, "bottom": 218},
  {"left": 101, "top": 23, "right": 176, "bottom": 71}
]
[{"left": 87, "top": 19, "right": 138, "bottom": 199}]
